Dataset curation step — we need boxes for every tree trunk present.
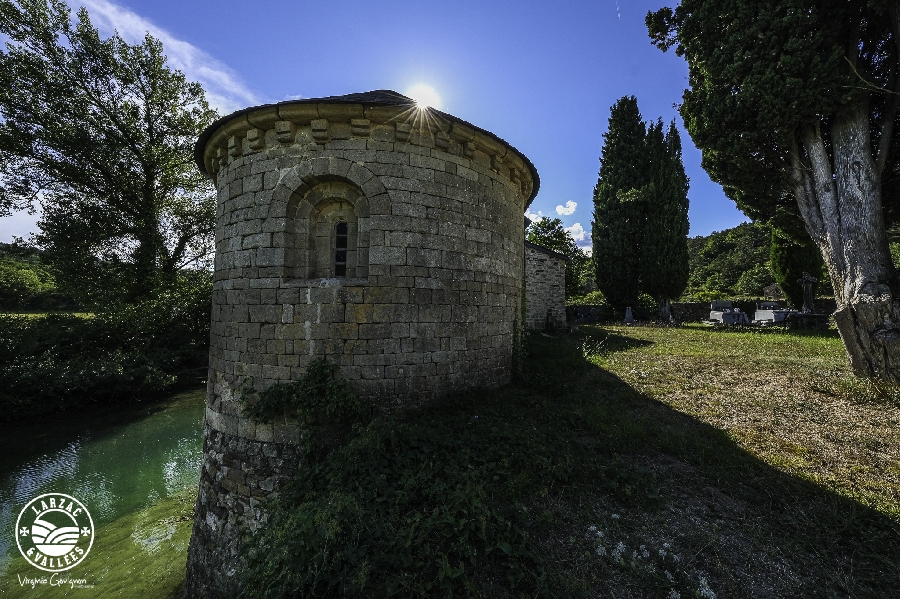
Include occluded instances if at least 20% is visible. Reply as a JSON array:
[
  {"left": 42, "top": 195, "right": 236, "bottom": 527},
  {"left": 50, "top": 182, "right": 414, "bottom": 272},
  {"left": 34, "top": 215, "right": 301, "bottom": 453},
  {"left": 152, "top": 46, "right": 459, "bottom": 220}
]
[{"left": 793, "top": 98, "right": 900, "bottom": 382}]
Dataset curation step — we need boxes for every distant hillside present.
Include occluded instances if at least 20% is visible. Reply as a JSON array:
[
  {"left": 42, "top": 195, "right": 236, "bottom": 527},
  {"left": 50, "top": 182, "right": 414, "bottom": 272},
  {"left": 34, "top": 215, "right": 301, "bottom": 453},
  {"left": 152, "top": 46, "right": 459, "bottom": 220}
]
[{"left": 684, "top": 222, "right": 775, "bottom": 300}]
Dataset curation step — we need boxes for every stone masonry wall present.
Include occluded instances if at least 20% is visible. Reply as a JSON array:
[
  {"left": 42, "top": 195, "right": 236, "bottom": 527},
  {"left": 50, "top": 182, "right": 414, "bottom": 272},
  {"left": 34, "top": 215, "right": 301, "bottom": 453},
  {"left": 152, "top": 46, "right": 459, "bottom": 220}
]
[
  {"left": 525, "top": 244, "right": 566, "bottom": 330},
  {"left": 185, "top": 95, "right": 537, "bottom": 598}
]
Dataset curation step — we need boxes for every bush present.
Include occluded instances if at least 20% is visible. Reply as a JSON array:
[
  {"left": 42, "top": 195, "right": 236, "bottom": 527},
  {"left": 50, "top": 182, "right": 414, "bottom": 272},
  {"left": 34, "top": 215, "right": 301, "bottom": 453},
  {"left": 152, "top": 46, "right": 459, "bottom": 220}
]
[
  {"left": 733, "top": 263, "right": 776, "bottom": 296},
  {"left": 241, "top": 415, "right": 549, "bottom": 598},
  {"left": 566, "top": 290, "right": 606, "bottom": 307},
  {"left": 567, "top": 291, "right": 659, "bottom": 322},
  {"left": 0, "top": 271, "right": 211, "bottom": 420}
]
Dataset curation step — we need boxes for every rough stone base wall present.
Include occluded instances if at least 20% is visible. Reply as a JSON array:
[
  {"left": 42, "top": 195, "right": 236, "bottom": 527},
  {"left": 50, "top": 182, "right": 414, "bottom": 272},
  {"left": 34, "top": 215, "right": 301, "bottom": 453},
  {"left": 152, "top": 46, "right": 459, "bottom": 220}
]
[
  {"left": 185, "top": 398, "right": 305, "bottom": 597},
  {"left": 525, "top": 245, "right": 566, "bottom": 330}
]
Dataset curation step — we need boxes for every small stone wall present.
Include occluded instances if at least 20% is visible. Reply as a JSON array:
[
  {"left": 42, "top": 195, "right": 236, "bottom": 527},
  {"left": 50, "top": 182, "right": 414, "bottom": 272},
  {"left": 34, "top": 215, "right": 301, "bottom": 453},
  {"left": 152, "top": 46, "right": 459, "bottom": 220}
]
[{"left": 524, "top": 242, "right": 566, "bottom": 330}]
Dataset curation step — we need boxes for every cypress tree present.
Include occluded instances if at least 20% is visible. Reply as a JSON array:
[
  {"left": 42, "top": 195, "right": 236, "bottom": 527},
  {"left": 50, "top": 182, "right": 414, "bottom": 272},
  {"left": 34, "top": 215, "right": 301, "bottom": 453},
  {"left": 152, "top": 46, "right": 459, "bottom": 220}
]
[
  {"left": 592, "top": 96, "right": 648, "bottom": 310},
  {"left": 770, "top": 228, "right": 826, "bottom": 310},
  {"left": 642, "top": 120, "right": 690, "bottom": 320}
]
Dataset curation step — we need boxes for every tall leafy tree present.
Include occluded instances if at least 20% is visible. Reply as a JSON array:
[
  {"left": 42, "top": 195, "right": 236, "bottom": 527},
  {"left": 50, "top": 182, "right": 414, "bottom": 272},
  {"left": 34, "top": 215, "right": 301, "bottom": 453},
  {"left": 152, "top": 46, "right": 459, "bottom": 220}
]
[
  {"left": 642, "top": 120, "right": 690, "bottom": 319},
  {"left": 525, "top": 217, "right": 591, "bottom": 297},
  {"left": 0, "top": 0, "right": 218, "bottom": 306},
  {"left": 647, "top": 1, "right": 900, "bottom": 380},
  {"left": 592, "top": 96, "right": 648, "bottom": 310}
]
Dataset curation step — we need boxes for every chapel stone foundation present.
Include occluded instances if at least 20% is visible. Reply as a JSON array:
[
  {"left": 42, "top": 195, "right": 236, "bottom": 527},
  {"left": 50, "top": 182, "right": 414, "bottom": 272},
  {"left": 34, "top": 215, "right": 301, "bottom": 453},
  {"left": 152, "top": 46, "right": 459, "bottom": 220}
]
[{"left": 184, "top": 90, "right": 538, "bottom": 597}]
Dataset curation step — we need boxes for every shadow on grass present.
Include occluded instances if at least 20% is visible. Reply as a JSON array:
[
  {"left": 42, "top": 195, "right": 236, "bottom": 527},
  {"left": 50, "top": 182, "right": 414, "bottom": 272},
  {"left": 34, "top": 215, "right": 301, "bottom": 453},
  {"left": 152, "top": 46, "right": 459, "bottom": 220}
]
[
  {"left": 501, "top": 328, "right": 900, "bottom": 598},
  {"left": 230, "top": 327, "right": 895, "bottom": 598}
]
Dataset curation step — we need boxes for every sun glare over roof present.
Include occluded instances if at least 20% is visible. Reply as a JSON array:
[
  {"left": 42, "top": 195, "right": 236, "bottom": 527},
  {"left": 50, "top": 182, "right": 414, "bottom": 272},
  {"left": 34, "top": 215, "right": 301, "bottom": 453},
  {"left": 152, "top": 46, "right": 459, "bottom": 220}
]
[{"left": 407, "top": 84, "right": 441, "bottom": 109}]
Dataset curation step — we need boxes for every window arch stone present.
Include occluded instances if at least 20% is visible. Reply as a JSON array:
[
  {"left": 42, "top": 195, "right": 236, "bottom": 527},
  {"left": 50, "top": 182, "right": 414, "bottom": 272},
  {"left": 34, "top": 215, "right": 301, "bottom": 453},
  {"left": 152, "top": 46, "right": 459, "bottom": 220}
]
[{"left": 277, "top": 160, "right": 374, "bottom": 281}]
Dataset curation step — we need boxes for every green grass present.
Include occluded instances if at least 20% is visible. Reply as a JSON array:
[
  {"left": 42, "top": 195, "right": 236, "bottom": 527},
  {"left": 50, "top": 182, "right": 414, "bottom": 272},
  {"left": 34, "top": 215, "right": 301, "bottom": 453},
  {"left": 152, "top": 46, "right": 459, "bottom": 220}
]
[
  {"left": 2, "top": 487, "right": 195, "bottom": 598},
  {"left": 242, "top": 325, "right": 900, "bottom": 598}
]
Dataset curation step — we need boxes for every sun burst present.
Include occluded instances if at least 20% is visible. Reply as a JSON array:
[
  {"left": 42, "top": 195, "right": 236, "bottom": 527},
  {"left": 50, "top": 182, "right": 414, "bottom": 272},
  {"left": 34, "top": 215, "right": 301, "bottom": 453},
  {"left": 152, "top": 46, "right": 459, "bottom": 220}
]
[{"left": 406, "top": 84, "right": 441, "bottom": 109}]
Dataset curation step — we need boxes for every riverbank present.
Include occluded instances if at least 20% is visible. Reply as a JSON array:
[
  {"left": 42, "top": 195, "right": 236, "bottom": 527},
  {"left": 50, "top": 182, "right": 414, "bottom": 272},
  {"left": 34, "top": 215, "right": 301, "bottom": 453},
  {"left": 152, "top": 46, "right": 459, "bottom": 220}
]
[
  {"left": 0, "top": 279, "right": 210, "bottom": 422},
  {"left": 0, "top": 389, "right": 204, "bottom": 597},
  {"left": 4, "top": 487, "right": 195, "bottom": 598}
]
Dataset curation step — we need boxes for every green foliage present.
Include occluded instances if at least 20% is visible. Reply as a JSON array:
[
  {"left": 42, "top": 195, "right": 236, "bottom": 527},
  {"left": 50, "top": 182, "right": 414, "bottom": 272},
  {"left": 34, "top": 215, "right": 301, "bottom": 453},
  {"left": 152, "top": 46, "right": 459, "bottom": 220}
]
[
  {"left": 240, "top": 419, "right": 548, "bottom": 598},
  {"left": 0, "top": 0, "right": 218, "bottom": 305},
  {"left": 566, "top": 290, "right": 656, "bottom": 322},
  {"left": 526, "top": 217, "right": 592, "bottom": 297},
  {"left": 733, "top": 263, "right": 776, "bottom": 297},
  {"left": 770, "top": 228, "right": 827, "bottom": 309},
  {"left": 242, "top": 358, "right": 369, "bottom": 427},
  {"left": 646, "top": 1, "right": 898, "bottom": 227},
  {"left": 566, "top": 290, "right": 620, "bottom": 322},
  {"left": 0, "top": 271, "right": 211, "bottom": 420},
  {"left": 0, "top": 258, "right": 53, "bottom": 307},
  {"left": 0, "top": 241, "right": 76, "bottom": 310},
  {"left": 592, "top": 97, "right": 648, "bottom": 310},
  {"left": 891, "top": 242, "right": 900, "bottom": 270},
  {"left": 685, "top": 222, "right": 773, "bottom": 298},
  {"left": 566, "top": 290, "right": 606, "bottom": 307},
  {"left": 592, "top": 98, "right": 690, "bottom": 314},
  {"left": 641, "top": 120, "right": 690, "bottom": 308}
]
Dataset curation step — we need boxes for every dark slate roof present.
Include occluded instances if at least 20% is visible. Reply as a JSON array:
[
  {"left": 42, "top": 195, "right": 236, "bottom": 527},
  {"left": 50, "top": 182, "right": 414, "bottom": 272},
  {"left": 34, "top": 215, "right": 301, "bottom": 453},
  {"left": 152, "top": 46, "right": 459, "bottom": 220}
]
[
  {"left": 298, "top": 89, "right": 416, "bottom": 105},
  {"left": 195, "top": 90, "right": 539, "bottom": 204},
  {"left": 524, "top": 240, "right": 570, "bottom": 261}
]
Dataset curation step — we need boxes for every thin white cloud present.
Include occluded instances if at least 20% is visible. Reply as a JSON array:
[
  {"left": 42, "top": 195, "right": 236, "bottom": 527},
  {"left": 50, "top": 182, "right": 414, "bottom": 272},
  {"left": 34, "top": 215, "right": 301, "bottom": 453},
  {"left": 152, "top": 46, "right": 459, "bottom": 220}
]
[
  {"left": 69, "top": 0, "right": 260, "bottom": 113},
  {"left": 565, "top": 222, "right": 587, "bottom": 243},
  {"left": 556, "top": 200, "right": 577, "bottom": 216},
  {"left": 525, "top": 209, "right": 545, "bottom": 223}
]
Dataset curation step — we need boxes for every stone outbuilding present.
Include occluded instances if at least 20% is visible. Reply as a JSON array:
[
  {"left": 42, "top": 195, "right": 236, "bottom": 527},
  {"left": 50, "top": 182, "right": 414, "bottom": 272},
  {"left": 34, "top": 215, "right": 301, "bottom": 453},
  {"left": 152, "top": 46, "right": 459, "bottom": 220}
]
[
  {"left": 185, "top": 90, "right": 538, "bottom": 597},
  {"left": 524, "top": 240, "right": 568, "bottom": 330}
]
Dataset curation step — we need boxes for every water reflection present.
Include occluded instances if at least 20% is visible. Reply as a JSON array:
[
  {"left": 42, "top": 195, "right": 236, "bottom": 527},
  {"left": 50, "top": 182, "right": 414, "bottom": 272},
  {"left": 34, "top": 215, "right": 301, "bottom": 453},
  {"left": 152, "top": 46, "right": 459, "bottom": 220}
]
[{"left": 0, "top": 390, "right": 204, "bottom": 576}]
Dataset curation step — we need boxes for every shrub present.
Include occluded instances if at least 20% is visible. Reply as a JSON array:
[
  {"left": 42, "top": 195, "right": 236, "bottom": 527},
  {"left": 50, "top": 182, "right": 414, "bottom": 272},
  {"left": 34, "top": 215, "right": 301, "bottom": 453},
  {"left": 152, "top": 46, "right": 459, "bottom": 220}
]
[
  {"left": 240, "top": 417, "right": 548, "bottom": 598},
  {"left": 0, "top": 271, "right": 211, "bottom": 420}
]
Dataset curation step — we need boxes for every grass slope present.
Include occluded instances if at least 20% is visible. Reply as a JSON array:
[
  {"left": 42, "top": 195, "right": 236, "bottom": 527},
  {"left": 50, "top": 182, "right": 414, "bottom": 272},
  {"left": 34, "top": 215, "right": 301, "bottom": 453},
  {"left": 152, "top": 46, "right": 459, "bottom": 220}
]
[
  {"left": 242, "top": 325, "right": 900, "bottom": 598},
  {"left": 3, "top": 487, "right": 195, "bottom": 598}
]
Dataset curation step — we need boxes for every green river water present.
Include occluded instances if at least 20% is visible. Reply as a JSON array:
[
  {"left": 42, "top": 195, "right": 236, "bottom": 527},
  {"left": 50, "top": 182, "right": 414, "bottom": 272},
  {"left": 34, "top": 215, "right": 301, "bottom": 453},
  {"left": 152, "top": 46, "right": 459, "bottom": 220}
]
[{"left": 0, "top": 389, "right": 205, "bottom": 598}]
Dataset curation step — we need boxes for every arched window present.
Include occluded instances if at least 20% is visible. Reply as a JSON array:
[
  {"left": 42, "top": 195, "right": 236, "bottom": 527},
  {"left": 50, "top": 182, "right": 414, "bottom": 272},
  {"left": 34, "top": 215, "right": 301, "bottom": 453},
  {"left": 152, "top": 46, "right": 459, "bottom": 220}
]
[
  {"left": 334, "top": 221, "right": 348, "bottom": 277},
  {"left": 287, "top": 180, "right": 370, "bottom": 280}
]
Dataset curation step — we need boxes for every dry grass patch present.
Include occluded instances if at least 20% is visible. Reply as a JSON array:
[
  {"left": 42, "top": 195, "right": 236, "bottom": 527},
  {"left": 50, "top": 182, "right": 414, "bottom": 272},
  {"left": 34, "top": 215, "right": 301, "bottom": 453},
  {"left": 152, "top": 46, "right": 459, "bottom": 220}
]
[{"left": 592, "top": 325, "right": 900, "bottom": 521}]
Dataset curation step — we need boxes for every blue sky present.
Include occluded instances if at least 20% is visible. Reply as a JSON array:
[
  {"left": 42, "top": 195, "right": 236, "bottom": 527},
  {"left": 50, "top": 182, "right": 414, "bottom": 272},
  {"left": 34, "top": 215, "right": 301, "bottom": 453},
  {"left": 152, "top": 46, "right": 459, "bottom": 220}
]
[{"left": 0, "top": 0, "right": 749, "bottom": 246}]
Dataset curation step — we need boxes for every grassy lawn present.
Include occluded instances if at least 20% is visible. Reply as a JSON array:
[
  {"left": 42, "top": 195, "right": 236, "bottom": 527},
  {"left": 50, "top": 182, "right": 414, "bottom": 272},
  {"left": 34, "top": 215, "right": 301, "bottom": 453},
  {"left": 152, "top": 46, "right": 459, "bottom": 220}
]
[
  {"left": 522, "top": 325, "right": 900, "bottom": 598},
  {"left": 246, "top": 324, "right": 900, "bottom": 598}
]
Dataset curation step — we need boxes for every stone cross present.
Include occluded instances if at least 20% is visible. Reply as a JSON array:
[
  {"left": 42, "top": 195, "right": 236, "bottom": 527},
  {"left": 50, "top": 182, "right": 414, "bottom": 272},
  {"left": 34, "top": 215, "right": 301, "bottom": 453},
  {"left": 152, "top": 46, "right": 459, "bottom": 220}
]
[{"left": 798, "top": 271, "right": 817, "bottom": 313}]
